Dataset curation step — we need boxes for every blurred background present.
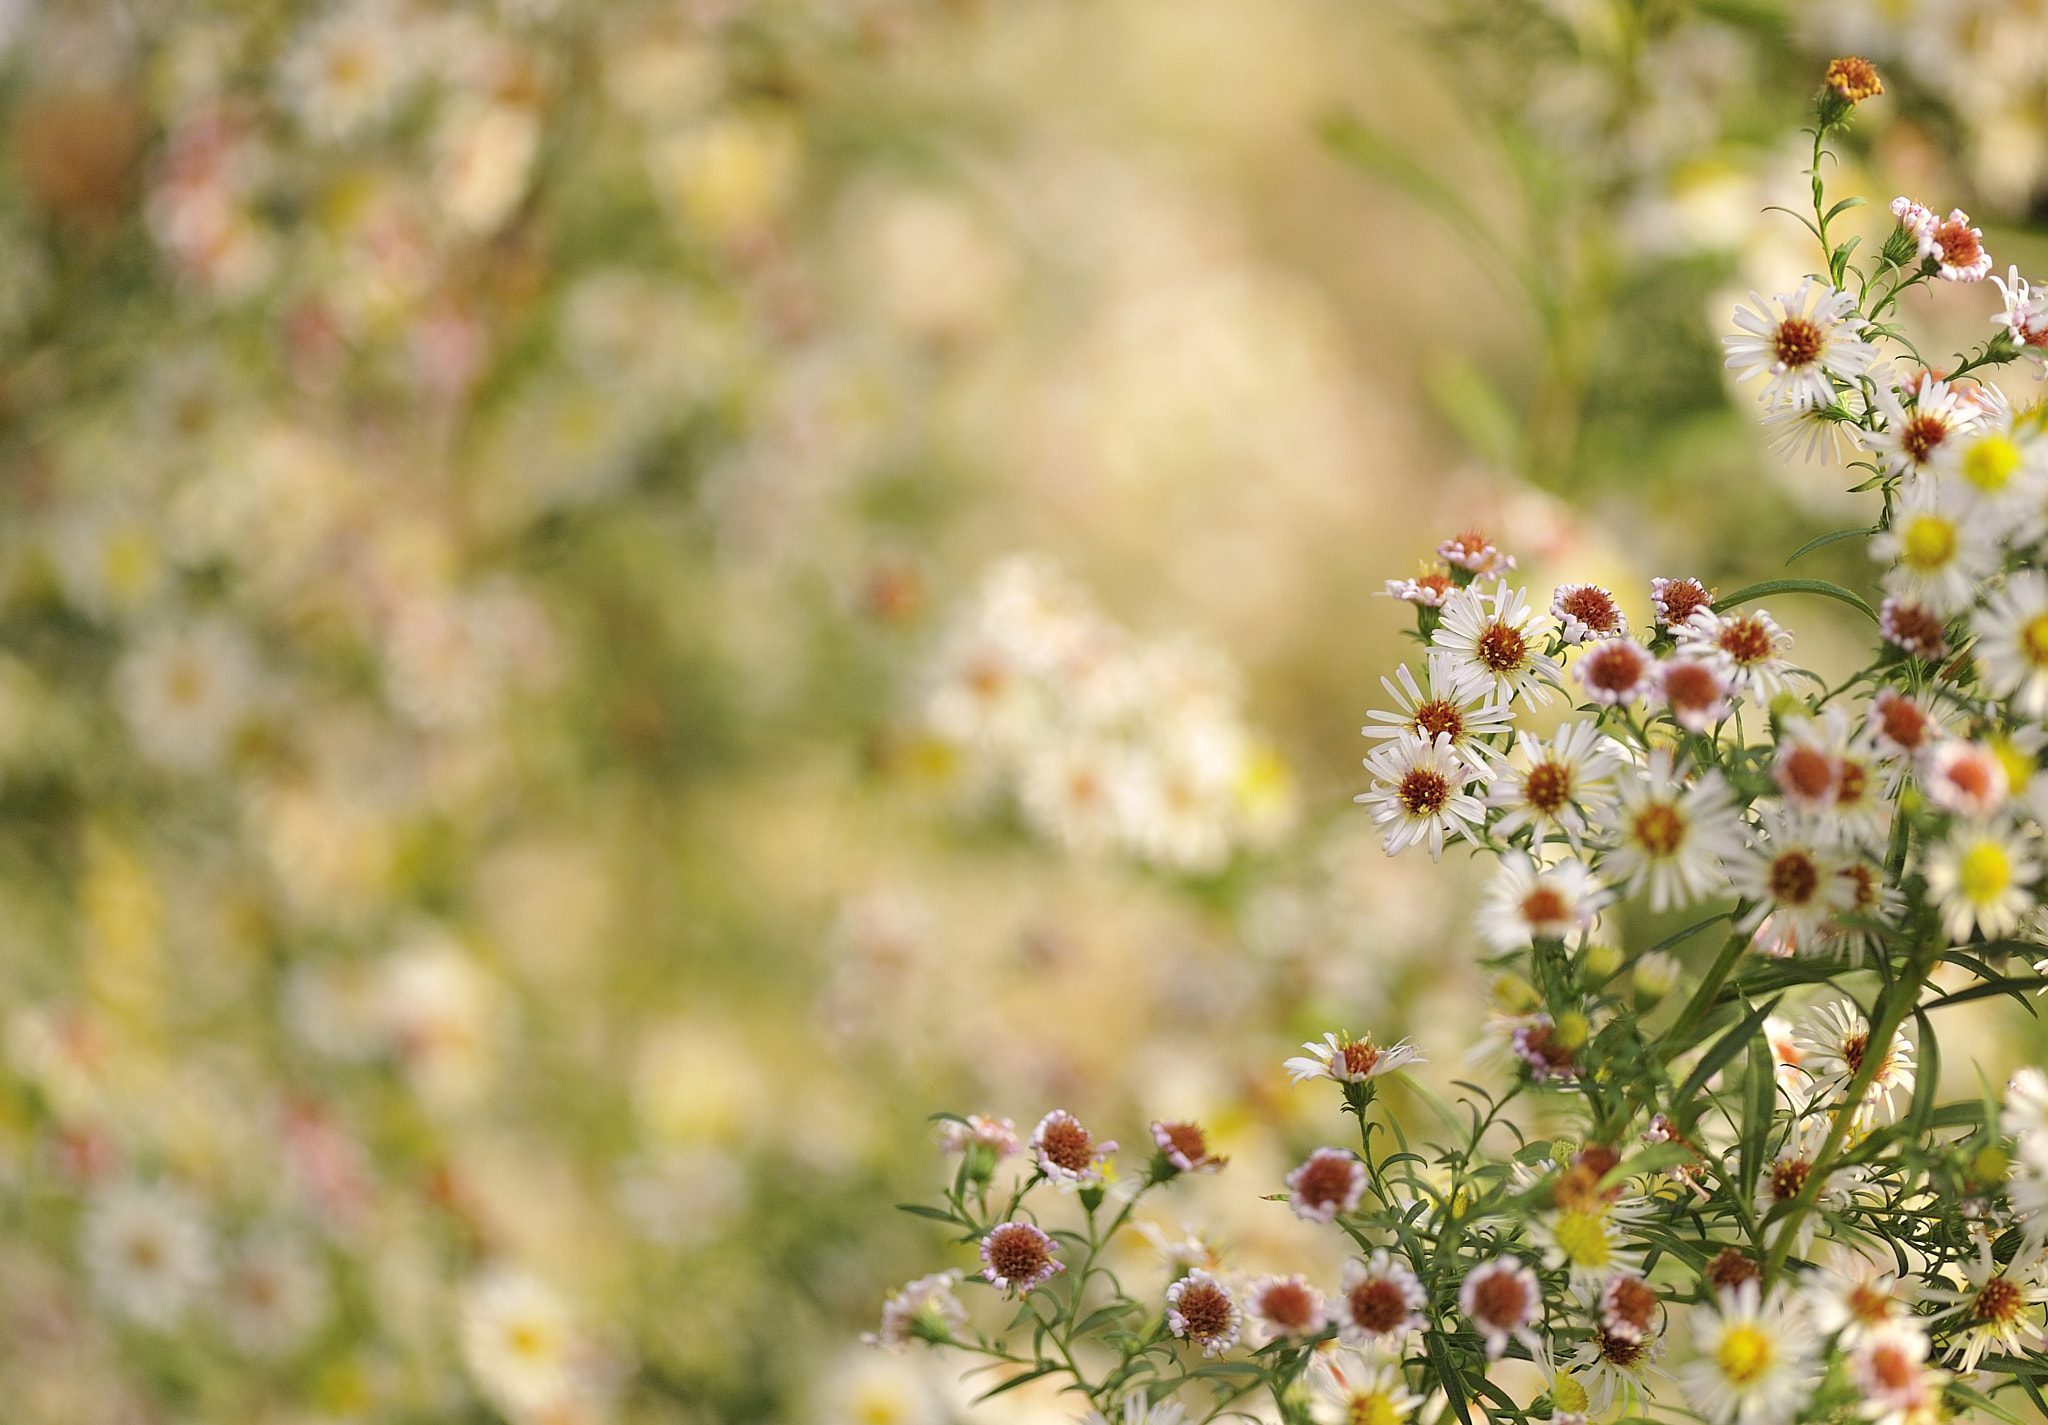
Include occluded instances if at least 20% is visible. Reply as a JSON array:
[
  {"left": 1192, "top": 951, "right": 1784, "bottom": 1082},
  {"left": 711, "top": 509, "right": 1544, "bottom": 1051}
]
[{"left": 3, "top": 1, "right": 2048, "bottom": 1422}]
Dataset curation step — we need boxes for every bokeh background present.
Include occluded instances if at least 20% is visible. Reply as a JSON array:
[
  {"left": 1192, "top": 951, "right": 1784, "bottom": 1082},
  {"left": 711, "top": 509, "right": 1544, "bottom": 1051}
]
[{"left": 3, "top": 1, "right": 2048, "bottom": 1422}]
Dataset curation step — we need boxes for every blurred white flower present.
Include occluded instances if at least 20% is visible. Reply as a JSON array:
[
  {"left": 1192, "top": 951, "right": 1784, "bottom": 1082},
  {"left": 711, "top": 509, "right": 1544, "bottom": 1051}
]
[
  {"left": 115, "top": 617, "right": 258, "bottom": 771},
  {"left": 82, "top": 1181, "right": 215, "bottom": 1329}
]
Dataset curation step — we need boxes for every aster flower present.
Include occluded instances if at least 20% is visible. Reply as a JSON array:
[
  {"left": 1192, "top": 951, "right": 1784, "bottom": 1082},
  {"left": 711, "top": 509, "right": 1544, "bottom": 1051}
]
[
  {"left": 1921, "top": 1240, "right": 2048, "bottom": 1369},
  {"left": 1513, "top": 1014, "right": 1583, "bottom": 1082},
  {"left": 83, "top": 1181, "right": 216, "bottom": 1330},
  {"left": 1165, "top": 1269, "right": 1241, "bottom": 1357},
  {"left": 1570, "top": 1319, "right": 1666, "bottom": 1417},
  {"left": 1598, "top": 1270, "right": 1662, "bottom": 1346},
  {"left": 1825, "top": 56, "right": 1883, "bottom": 102},
  {"left": 1724, "top": 279, "right": 1877, "bottom": 410},
  {"left": 1924, "top": 820, "right": 2039, "bottom": 942},
  {"left": 1678, "top": 1281, "right": 1820, "bottom": 1425},
  {"left": 1923, "top": 739, "right": 2009, "bottom": 820},
  {"left": 979, "top": 1221, "right": 1063, "bottom": 1295},
  {"left": 937, "top": 1115, "right": 1020, "bottom": 1160},
  {"left": 1878, "top": 597, "right": 1950, "bottom": 662},
  {"left": 217, "top": 1231, "right": 330, "bottom": 1358},
  {"left": 1530, "top": 1198, "right": 1641, "bottom": 1286},
  {"left": 1849, "top": 1322, "right": 1947, "bottom": 1425},
  {"left": 1475, "top": 853, "right": 1610, "bottom": 952},
  {"left": 457, "top": 1268, "right": 593, "bottom": 1423},
  {"left": 1792, "top": 999, "right": 1915, "bottom": 1132},
  {"left": 1729, "top": 812, "right": 1857, "bottom": 941},
  {"left": 1150, "top": 1119, "right": 1226, "bottom": 1174},
  {"left": 1361, "top": 650, "right": 1516, "bottom": 775},
  {"left": 1972, "top": 570, "right": 2048, "bottom": 717},
  {"left": 1432, "top": 581, "right": 1561, "bottom": 706},
  {"left": 1761, "top": 397, "right": 1864, "bottom": 465},
  {"left": 1865, "top": 373, "right": 1981, "bottom": 481},
  {"left": 1336, "top": 1249, "right": 1428, "bottom": 1349},
  {"left": 1656, "top": 656, "right": 1733, "bottom": 732},
  {"left": 1599, "top": 752, "right": 1748, "bottom": 912},
  {"left": 1573, "top": 637, "right": 1657, "bottom": 707},
  {"left": 1458, "top": 1256, "right": 1542, "bottom": 1360},
  {"left": 864, "top": 1271, "right": 967, "bottom": 1351},
  {"left": 1674, "top": 607, "right": 1796, "bottom": 701},
  {"left": 1552, "top": 583, "right": 1629, "bottom": 645},
  {"left": 1285, "top": 1147, "right": 1366, "bottom": 1223},
  {"left": 1924, "top": 208, "right": 1993, "bottom": 282},
  {"left": 1773, "top": 708, "right": 1891, "bottom": 846},
  {"left": 1754, "top": 1123, "right": 1864, "bottom": 1257},
  {"left": 1284, "top": 1031, "right": 1424, "bottom": 1085},
  {"left": 1083, "top": 1395, "right": 1189, "bottom": 1425},
  {"left": 1651, "top": 576, "right": 1716, "bottom": 630},
  {"left": 1030, "top": 1110, "right": 1116, "bottom": 1186},
  {"left": 1385, "top": 565, "right": 1456, "bottom": 606},
  {"left": 1355, "top": 732, "right": 1486, "bottom": 861},
  {"left": 1308, "top": 1356, "right": 1425, "bottom": 1425},
  {"left": 1993, "top": 266, "right": 2048, "bottom": 366},
  {"left": 1867, "top": 688, "right": 1947, "bottom": 760},
  {"left": 1804, "top": 1249, "right": 1909, "bottom": 1348},
  {"left": 1488, "top": 721, "right": 1625, "bottom": 847},
  {"left": 1242, "top": 1274, "right": 1327, "bottom": 1345},
  {"left": 2004, "top": 1065, "right": 2048, "bottom": 1142},
  {"left": 1438, "top": 530, "right": 1516, "bottom": 575},
  {"left": 1869, "top": 480, "right": 1998, "bottom": 614}
]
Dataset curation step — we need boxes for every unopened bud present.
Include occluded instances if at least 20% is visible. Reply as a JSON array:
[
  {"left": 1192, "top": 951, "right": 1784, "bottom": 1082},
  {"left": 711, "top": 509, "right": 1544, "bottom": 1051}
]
[
  {"left": 1971, "top": 1143, "right": 2010, "bottom": 1183},
  {"left": 1633, "top": 951, "right": 1682, "bottom": 1004},
  {"left": 1581, "top": 943, "right": 1624, "bottom": 980},
  {"left": 1492, "top": 973, "right": 1539, "bottom": 1014},
  {"left": 1823, "top": 56, "right": 1884, "bottom": 103},
  {"left": 1553, "top": 1010, "right": 1591, "bottom": 1051}
]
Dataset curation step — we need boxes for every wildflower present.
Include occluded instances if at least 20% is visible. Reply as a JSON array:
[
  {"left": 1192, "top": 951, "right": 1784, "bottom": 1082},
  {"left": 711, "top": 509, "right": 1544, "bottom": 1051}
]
[
  {"left": 1571, "top": 1320, "right": 1665, "bottom": 1417},
  {"left": 1600, "top": 1271, "right": 1661, "bottom": 1345},
  {"left": 1731, "top": 813, "right": 1856, "bottom": 942},
  {"left": 1386, "top": 566, "right": 1456, "bottom": 606},
  {"left": 1574, "top": 636, "right": 1657, "bottom": 706},
  {"left": 1337, "top": 1250, "right": 1428, "bottom": 1348},
  {"left": 1459, "top": 1257, "right": 1542, "bottom": 1360},
  {"left": 83, "top": 1181, "right": 216, "bottom": 1329},
  {"left": 1600, "top": 752, "right": 1747, "bottom": 911},
  {"left": 937, "top": 1115, "right": 1020, "bottom": 1160},
  {"left": 1678, "top": 1281, "right": 1820, "bottom": 1425},
  {"left": 1165, "top": 1269, "right": 1241, "bottom": 1357},
  {"left": 1084, "top": 1396, "right": 1189, "bottom": 1425},
  {"left": 2003, "top": 1066, "right": 2048, "bottom": 1141},
  {"left": 1804, "top": 1250, "right": 1908, "bottom": 1347},
  {"left": 1309, "top": 1356, "right": 1425, "bottom": 1425},
  {"left": 1724, "top": 279, "right": 1877, "bottom": 410},
  {"left": 1150, "top": 1119, "right": 1226, "bottom": 1174},
  {"left": 1632, "top": 951, "right": 1681, "bottom": 1002},
  {"left": 1355, "top": 732, "right": 1487, "bottom": 861},
  {"left": 280, "top": 2, "right": 415, "bottom": 143},
  {"left": 1761, "top": 399, "right": 1863, "bottom": 464},
  {"left": 1475, "top": 853, "right": 1610, "bottom": 951},
  {"left": 1675, "top": 607, "right": 1795, "bottom": 701},
  {"left": 1866, "top": 373, "right": 1981, "bottom": 481},
  {"left": 1925, "top": 209, "right": 1993, "bottom": 282},
  {"left": 1433, "top": 581, "right": 1561, "bottom": 705},
  {"left": 1651, "top": 576, "right": 1716, "bottom": 630},
  {"left": 1285, "top": 1147, "right": 1366, "bottom": 1223},
  {"left": 1030, "top": 1109, "right": 1116, "bottom": 1186},
  {"left": 1890, "top": 197, "right": 1935, "bottom": 243},
  {"left": 1867, "top": 689, "right": 1944, "bottom": 759},
  {"left": 1924, "top": 820, "right": 2039, "bottom": 941},
  {"left": 1849, "top": 1322, "right": 1946, "bottom": 1425},
  {"left": 1362, "top": 650, "right": 1516, "bottom": 775},
  {"left": 1869, "top": 482, "right": 1997, "bottom": 614},
  {"left": 1514, "top": 1014, "right": 1583, "bottom": 1082},
  {"left": 1439, "top": 530, "right": 1515, "bottom": 575},
  {"left": 1950, "top": 421, "right": 2040, "bottom": 519},
  {"left": 1284, "top": 1031, "right": 1424, "bottom": 1085},
  {"left": 1243, "top": 1274, "right": 1327, "bottom": 1344},
  {"left": 1656, "top": 657, "right": 1733, "bottom": 732},
  {"left": 1773, "top": 709, "right": 1891, "bottom": 846},
  {"left": 1877, "top": 597, "right": 1949, "bottom": 662},
  {"left": 1531, "top": 1198, "right": 1640, "bottom": 1285},
  {"left": 1019, "top": 740, "right": 1131, "bottom": 855},
  {"left": 457, "top": 1268, "right": 585, "bottom": 1421},
  {"left": 1825, "top": 57, "right": 1884, "bottom": 102},
  {"left": 1793, "top": 999, "right": 1915, "bottom": 1132},
  {"left": 864, "top": 1271, "right": 967, "bottom": 1351},
  {"left": 1920, "top": 1240, "right": 2048, "bottom": 1369},
  {"left": 979, "top": 1221, "right": 1063, "bottom": 1295},
  {"left": 1755, "top": 1124, "right": 1862, "bottom": 1257},
  {"left": 1706, "top": 1249, "right": 1762, "bottom": 1294},
  {"left": 1552, "top": 583, "right": 1629, "bottom": 644},
  {"left": 1972, "top": 569, "right": 2048, "bottom": 717},
  {"left": 1923, "top": 739, "right": 2009, "bottom": 819},
  {"left": 116, "top": 618, "right": 260, "bottom": 772},
  {"left": 217, "top": 1231, "right": 330, "bottom": 1357},
  {"left": 1993, "top": 266, "right": 2048, "bottom": 364},
  {"left": 1494, "top": 722, "right": 1625, "bottom": 844}
]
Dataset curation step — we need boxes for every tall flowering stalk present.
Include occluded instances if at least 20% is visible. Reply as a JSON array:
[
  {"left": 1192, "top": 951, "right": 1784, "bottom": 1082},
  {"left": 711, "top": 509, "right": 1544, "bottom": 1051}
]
[{"left": 872, "top": 65, "right": 2048, "bottom": 1425}]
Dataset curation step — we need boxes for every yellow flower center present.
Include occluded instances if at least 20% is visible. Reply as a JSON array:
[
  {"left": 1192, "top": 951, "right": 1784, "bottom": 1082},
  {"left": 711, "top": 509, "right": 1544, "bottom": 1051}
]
[
  {"left": 1715, "top": 1323, "right": 1775, "bottom": 1386},
  {"left": 1550, "top": 1208, "right": 1612, "bottom": 1267},
  {"left": 1350, "top": 1392, "right": 1403, "bottom": 1425},
  {"left": 1963, "top": 435, "right": 2022, "bottom": 492},
  {"left": 1901, "top": 514, "right": 1957, "bottom": 571},
  {"left": 1960, "top": 841, "right": 2012, "bottom": 903},
  {"left": 1992, "top": 736, "right": 2037, "bottom": 793},
  {"left": 2023, "top": 612, "right": 2048, "bottom": 669},
  {"left": 1551, "top": 1373, "right": 1591, "bottom": 1415}
]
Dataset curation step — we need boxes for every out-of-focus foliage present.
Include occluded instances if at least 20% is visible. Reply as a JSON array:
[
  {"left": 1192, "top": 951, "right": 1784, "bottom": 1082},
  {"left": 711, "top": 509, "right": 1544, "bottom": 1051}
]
[{"left": 0, "top": 1, "right": 2043, "bottom": 1423}]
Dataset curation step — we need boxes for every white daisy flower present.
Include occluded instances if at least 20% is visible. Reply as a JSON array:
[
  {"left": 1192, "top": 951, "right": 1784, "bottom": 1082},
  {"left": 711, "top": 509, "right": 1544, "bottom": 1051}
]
[
  {"left": 2003, "top": 1066, "right": 2048, "bottom": 1142},
  {"left": 1573, "top": 637, "right": 1658, "bottom": 707},
  {"left": 1879, "top": 596, "right": 1951, "bottom": 662},
  {"left": 1867, "top": 688, "right": 1949, "bottom": 762},
  {"left": 1439, "top": 530, "right": 1516, "bottom": 574},
  {"left": 1792, "top": 999, "right": 1915, "bottom": 1132},
  {"left": 1308, "top": 1355, "right": 1425, "bottom": 1425},
  {"left": 1865, "top": 373, "right": 1981, "bottom": 481},
  {"left": 82, "top": 1181, "right": 216, "bottom": 1330},
  {"left": 1651, "top": 576, "right": 1717, "bottom": 631},
  {"left": 1973, "top": 570, "right": 2048, "bottom": 718},
  {"left": 280, "top": 1, "right": 417, "bottom": 144},
  {"left": 1868, "top": 481, "right": 1998, "bottom": 614},
  {"left": 459, "top": 1267, "right": 597, "bottom": 1421},
  {"left": 1922, "top": 207, "right": 1993, "bottom": 282},
  {"left": 1678, "top": 1281, "right": 1820, "bottom": 1425},
  {"left": 1432, "top": 581, "right": 1562, "bottom": 706},
  {"left": 1384, "top": 567, "right": 1456, "bottom": 606},
  {"left": 980, "top": 1221, "right": 1063, "bottom": 1294},
  {"left": 1804, "top": 1248, "right": 1909, "bottom": 1349},
  {"left": 1475, "top": 853, "right": 1610, "bottom": 952},
  {"left": 115, "top": 617, "right": 261, "bottom": 772},
  {"left": 1018, "top": 739, "right": 1131, "bottom": 856},
  {"left": 1336, "top": 1250, "right": 1428, "bottom": 1349},
  {"left": 1923, "top": 739, "right": 2010, "bottom": 820},
  {"left": 1920, "top": 1240, "right": 2048, "bottom": 1370},
  {"left": 1850, "top": 1322, "right": 1946, "bottom": 1425},
  {"left": 1241, "top": 1274, "right": 1326, "bottom": 1345},
  {"left": 1530, "top": 1200, "right": 1642, "bottom": 1286},
  {"left": 1570, "top": 1317, "right": 1667, "bottom": 1417},
  {"left": 1729, "top": 812, "right": 1857, "bottom": 942},
  {"left": 1285, "top": 1147, "right": 1365, "bottom": 1223},
  {"left": 864, "top": 1271, "right": 968, "bottom": 1352},
  {"left": 1599, "top": 751, "right": 1748, "bottom": 912},
  {"left": 1552, "top": 583, "right": 1629, "bottom": 645},
  {"left": 217, "top": 1231, "right": 330, "bottom": 1358},
  {"left": 1674, "top": 607, "right": 1796, "bottom": 701},
  {"left": 1724, "top": 279, "right": 1877, "bottom": 411},
  {"left": 1083, "top": 1395, "right": 1189, "bottom": 1425},
  {"left": 1947, "top": 419, "right": 2043, "bottom": 524},
  {"left": 1762, "top": 398, "right": 1863, "bottom": 465},
  {"left": 1753, "top": 1122, "right": 1863, "bottom": 1258},
  {"left": 1355, "top": 732, "right": 1486, "bottom": 861},
  {"left": 1924, "top": 820, "right": 2039, "bottom": 942},
  {"left": 1656, "top": 656, "right": 1733, "bottom": 732},
  {"left": 1029, "top": 1110, "right": 1116, "bottom": 1186},
  {"left": 1488, "top": 721, "right": 1625, "bottom": 848},
  {"left": 1165, "top": 1269, "right": 1241, "bottom": 1358},
  {"left": 1362, "top": 649, "right": 1517, "bottom": 776},
  {"left": 1993, "top": 266, "right": 2048, "bottom": 367},
  {"left": 1772, "top": 708, "right": 1891, "bottom": 847},
  {"left": 1458, "top": 1256, "right": 1542, "bottom": 1360},
  {"left": 1283, "top": 1031, "right": 1425, "bottom": 1084}
]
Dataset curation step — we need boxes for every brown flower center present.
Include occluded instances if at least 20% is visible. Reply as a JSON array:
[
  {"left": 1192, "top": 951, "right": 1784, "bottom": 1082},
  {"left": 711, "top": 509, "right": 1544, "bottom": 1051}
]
[
  {"left": 1662, "top": 662, "right": 1721, "bottom": 712},
  {"left": 1772, "top": 316, "right": 1825, "bottom": 369},
  {"left": 1412, "top": 699, "right": 1463, "bottom": 742},
  {"left": 1175, "top": 1280, "right": 1236, "bottom": 1341},
  {"left": 1476, "top": 621, "right": 1528, "bottom": 674},
  {"left": 1779, "top": 745, "right": 1835, "bottom": 801},
  {"left": 1257, "top": 1279, "right": 1319, "bottom": 1333},
  {"left": 1769, "top": 1158, "right": 1812, "bottom": 1203},
  {"left": 1847, "top": 1283, "right": 1892, "bottom": 1324},
  {"left": 1159, "top": 1121, "right": 1209, "bottom": 1162},
  {"left": 1595, "top": 1327, "right": 1650, "bottom": 1368},
  {"left": 1293, "top": 1153, "right": 1358, "bottom": 1213},
  {"left": 1837, "top": 759, "right": 1869, "bottom": 806},
  {"left": 1471, "top": 1270, "right": 1530, "bottom": 1329},
  {"left": 1397, "top": 768, "right": 1450, "bottom": 816},
  {"left": 1583, "top": 642, "right": 1649, "bottom": 692},
  {"left": 1825, "top": 57, "right": 1883, "bottom": 102},
  {"left": 1869, "top": 1340, "right": 1916, "bottom": 1391},
  {"left": 1039, "top": 1117, "right": 1095, "bottom": 1174},
  {"left": 1717, "top": 617, "right": 1775, "bottom": 666},
  {"left": 1348, "top": 1276, "right": 1415, "bottom": 1335},
  {"left": 1339, "top": 1040, "right": 1383, "bottom": 1076},
  {"left": 1520, "top": 886, "right": 1569, "bottom": 927},
  {"left": 985, "top": 1224, "right": 1052, "bottom": 1283},
  {"left": 1900, "top": 414, "right": 1948, "bottom": 464},
  {"left": 1657, "top": 579, "right": 1714, "bottom": 627},
  {"left": 1631, "top": 803, "right": 1687, "bottom": 858},
  {"left": 1936, "top": 220, "right": 1984, "bottom": 269},
  {"left": 1878, "top": 695, "right": 1931, "bottom": 747},
  {"left": 1561, "top": 586, "right": 1621, "bottom": 631},
  {"left": 1606, "top": 1276, "right": 1658, "bottom": 1334},
  {"left": 1768, "top": 851, "right": 1821, "bottom": 906},
  {"left": 1705, "top": 1248, "right": 1759, "bottom": 1292},
  {"left": 1524, "top": 761, "right": 1574, "bottom": 814},
  {"left": 1946, "top": 756, "right": 1995, "bottom": 801},
  {"left": 1884, "top": 603, "right": 1947, "bottom": 659},
  {"left": 1974, "top": 1276, "right": 2022, "bottom": 1324}
]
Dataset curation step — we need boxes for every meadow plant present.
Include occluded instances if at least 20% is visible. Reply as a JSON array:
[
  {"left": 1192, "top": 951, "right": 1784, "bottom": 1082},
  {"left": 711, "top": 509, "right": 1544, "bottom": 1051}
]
[{"left": 875, "top": 64, "right": 2048, "bottom": 1425}]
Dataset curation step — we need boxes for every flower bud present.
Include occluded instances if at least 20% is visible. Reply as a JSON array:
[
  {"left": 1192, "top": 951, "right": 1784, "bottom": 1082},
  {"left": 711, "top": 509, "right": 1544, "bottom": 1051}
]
[
  {"left": 1633, "top": 951, "right": 1682, "bottom": 1005},
  {"left": 1491, "top": 973, "right": 1539, "bottom": 1014},
  {"left": 1580, "top": 943, "right": 1624, "bottom": 980},
  {"left": 1553, "top": 1010, "right": 1590, "bottom": 1051},
  {"left": 1971, "top": 1143, "right": 2010, "bottom": 1184}
]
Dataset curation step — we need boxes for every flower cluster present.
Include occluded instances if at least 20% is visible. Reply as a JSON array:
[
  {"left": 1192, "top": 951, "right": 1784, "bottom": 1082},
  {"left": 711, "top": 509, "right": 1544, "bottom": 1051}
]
[
  {"left": 919, "top": 556, "right": 1295, "bottom": 872},
  {"left": 874, "top": 67, "right": 2048, "bottom": 1425}
]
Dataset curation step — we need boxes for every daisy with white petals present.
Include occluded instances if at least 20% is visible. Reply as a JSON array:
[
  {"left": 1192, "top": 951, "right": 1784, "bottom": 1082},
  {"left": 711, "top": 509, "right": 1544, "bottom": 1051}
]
[
  {"left": 1362, "top": 650, "right": 1516, "bottom": 776},
  {"left": 1729, "top": 811, "right": 1856, "bottom": 942},
  {"left": 1973, "top": 570, "right": 2048, "bottom": 718},
  {"left": 1284, "top": 1031, "right": 1424, "bottom": 1085},
  {"left": 83, "top": 1182, "right": 216, "bottom": 1330},
  {"left": 1488, "top": 721, "right": 1624, "bottom": 847},
  {"left": 1723, "top": 279, "right": 1877, "bottom": 410},
  {"left": 1868, "top": 480, "right": 1997, "bottom": 614},
  {"left": 1679, "top": 1281, "right": 1819, "bottom": 1425},
  {"left": 1459, "top": 1257, "right": 1542, "bottom": 1361},
  {"left": 1600, "top": 752, "right": 1747, "bottom": 912},
  {"left": 1793, "top": 999, "right": 1915, "bottom": 1132},
  {"left": 1921, "top": 1241, "right": 2048, "bottom": 1370},
  {"left": 1475, "top": 853, "right": 1610, "bottom": 952},
  {"left": 1924, "top": 820, "right": 2039, "bottom": 942},
  {"left": 1865, "top": 373, "right": 1981, "bottom": 482},
  {"left": 1335, "top": 1250, "right": 1428, "bottom": 1349},
  {"left": 1994, "top": 265, "right": 2048, "bottom": 366},
  {"left": 1356, "top": 733, "right": 1485, "bottom": 861},
  {"left": 1432, "top": 582, "right": 1561, "bottom": 706},
  {"left": 1674, "top": 607, "right": 1796, "bottom": 702}
]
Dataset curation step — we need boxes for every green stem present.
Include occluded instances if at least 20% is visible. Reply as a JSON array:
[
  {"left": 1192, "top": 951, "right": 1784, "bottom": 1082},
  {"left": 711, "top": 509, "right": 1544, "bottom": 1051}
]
[{"left": 1660, "top": 929, "right": 1751, "bottom": 1060}]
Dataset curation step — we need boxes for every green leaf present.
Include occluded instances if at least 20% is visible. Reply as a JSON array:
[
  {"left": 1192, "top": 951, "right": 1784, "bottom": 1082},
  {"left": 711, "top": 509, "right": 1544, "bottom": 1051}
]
[
  {"left": 1931, "top": 1101, "right": 1986, "bottom": 1130},
  {"left": 1676, "top": 994, "right": 1782, "bottom": 1112},
  {"left": 1425, "top": 1329, "right": 1475, "bottom": 1425},
  {"left": 1739, "top": 1034, "right": 1776, "bottom": 1194},
  {"left": 1947, "top": 1382, "right": 2031, "bottom": 1425},
  {"left": 975, "top": 1365, "right": 1060, "bottom": 1402},
  {"left": 1716, "top": 578, "right": 1877, "bottom": 622},
  {"left": 1908, "top": 1008, "right": 1940, "bottom": 1139},
  {"left": 1921, "top": 976, "right": 2042, "bottom": 1016},
  {"left": 1786, "top": 525, "right": 1877, "bottom": 565},
  {"left": 894, "top": 1203, "right": 963, "bottom": 1224},
  {"left": 1825, "top": 195, "right": 1868, "bottom": 222}
]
